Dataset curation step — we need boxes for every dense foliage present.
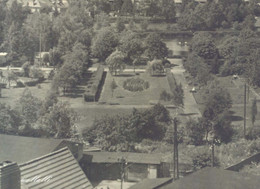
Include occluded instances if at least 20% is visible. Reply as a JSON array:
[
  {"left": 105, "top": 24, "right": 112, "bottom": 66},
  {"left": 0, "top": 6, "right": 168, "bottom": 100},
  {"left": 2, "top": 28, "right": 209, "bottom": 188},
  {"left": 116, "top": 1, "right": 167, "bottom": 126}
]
[{"left": 83, "top": 104, "right": 171, "bottom": 151}]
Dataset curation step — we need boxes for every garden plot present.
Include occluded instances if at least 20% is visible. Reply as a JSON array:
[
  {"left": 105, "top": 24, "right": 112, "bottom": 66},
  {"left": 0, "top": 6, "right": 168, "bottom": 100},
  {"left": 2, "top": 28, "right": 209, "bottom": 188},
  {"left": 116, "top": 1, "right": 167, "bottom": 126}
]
[{"left": 99, "top": 71, "right": 172, "bottom": 105}]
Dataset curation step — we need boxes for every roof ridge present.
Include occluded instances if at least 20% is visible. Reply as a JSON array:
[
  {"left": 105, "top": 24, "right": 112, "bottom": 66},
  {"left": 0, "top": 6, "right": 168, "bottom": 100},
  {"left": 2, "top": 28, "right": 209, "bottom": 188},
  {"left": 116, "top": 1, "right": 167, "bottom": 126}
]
[{"left": 19, "top": 147, "right": 69, "bottom": 167}]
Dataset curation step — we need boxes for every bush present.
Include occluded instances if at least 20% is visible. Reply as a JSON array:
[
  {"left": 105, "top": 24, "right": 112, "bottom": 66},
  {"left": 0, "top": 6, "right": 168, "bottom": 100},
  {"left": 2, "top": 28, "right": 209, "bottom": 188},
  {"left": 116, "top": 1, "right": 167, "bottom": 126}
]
[
  {"left": 29, "top": 66, "right": 44, "bottom": 79},
  {"left": 160, "top": 90, "right": 172, "bottom": 101},
  {"left": 190, "top": 147, "right": 220, "bottom": 171},
  {"left": 123, "top": 77, "right": 149, "bottom": 92}
]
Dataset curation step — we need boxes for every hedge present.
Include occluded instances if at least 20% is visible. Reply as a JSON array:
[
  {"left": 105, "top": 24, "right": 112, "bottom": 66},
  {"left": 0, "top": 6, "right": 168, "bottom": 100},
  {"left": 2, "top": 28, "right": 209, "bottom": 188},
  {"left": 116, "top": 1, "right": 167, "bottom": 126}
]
[{"left": 84, "top": 65, "right": 105, "bottom": 102}]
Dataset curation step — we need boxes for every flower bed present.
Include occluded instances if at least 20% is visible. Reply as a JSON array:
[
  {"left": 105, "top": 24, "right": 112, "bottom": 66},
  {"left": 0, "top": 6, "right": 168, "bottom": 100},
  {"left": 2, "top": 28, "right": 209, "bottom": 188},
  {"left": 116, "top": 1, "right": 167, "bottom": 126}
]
[{"left": 123, "top": 77, "right": 149, "bottom": 92}]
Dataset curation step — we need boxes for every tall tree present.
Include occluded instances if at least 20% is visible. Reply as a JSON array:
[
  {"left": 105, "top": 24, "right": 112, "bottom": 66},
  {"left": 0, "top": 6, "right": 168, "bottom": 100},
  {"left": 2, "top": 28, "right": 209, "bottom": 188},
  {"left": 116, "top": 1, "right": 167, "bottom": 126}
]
[
  {"left": 17, "top": 88, "right": 42, "bottom": 124},
  {"left": 144, "top": 33, "right": 168, "bottom": 60},
  {"left": 92, "top": 27, "right": 119, "bottom": 61},
  {"left": 38, "top": 101, "right": 79, "bottom": 138},
  {"left": 121, "top": 0, "right": 134, "bottom": 15},
  {"left": 106, "top": 50, "right": 125, "bottom": 75}
]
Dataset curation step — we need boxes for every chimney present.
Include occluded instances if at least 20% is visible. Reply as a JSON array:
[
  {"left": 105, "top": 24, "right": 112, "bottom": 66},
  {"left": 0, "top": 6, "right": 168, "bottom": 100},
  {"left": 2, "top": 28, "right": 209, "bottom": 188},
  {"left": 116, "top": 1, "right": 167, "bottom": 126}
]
[{"left": 0, "top": 161, "right": 20, "bottom": 189}]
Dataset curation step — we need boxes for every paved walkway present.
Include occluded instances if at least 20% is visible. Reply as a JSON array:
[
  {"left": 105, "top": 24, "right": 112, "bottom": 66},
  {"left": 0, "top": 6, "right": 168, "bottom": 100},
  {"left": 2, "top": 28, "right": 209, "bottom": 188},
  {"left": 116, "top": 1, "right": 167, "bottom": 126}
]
[{"left": 169, "top": 59, "right": 201, "bottom": 118}]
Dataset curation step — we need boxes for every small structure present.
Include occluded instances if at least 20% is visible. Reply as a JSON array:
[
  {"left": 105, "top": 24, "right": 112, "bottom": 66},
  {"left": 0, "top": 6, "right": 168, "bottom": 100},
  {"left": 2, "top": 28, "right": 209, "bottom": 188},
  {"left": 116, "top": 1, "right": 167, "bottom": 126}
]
[
  {"left": 34, "top": 52, "right": 49, "bottom": 66},
  {"left": 19, "top": 147, "right": 93, "bottom": 189},
  {"left": 81, "top": 152, "right": 169, "bottom": 183}
]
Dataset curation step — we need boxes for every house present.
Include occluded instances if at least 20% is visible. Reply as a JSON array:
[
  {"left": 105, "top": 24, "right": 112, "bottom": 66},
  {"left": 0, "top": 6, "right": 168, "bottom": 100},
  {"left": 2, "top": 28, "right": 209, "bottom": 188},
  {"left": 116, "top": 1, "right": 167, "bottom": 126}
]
[
  {"left": 7, "top": 0, "right": 69, "bottom": 13},
  {"left": 0, "top": 147, "right": 93, "bottom": 189},
  {"left": 34, "top": 51, "right": 49, "bottom": 65},
  {"left": 129, "top": 177, "right": 173, "bottom": 189},
  {"left": 81, "top": 152, "right": 170, "bottom": 183},
  {"left": 19, "top": 147, "right": 93, "bottom": 189},
  {"left": 160, "top": 167, "right": 260, "bottom": 189},
  {"left": 0, "top": 134, "right": 83, "bottom": 163}
]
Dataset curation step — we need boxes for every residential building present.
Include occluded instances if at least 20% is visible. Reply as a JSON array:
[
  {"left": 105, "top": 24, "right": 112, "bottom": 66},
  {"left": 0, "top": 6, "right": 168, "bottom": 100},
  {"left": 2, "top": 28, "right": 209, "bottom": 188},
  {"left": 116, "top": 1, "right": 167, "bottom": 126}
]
[
  {"left": 19, "top": 147, "right": 93, "bottom": 189},
  {"left": 0, "top": 134, "right": 83, "bottom": 163},
  {"left": 81, "top": 152, "right": 171, "bottom": 183}
]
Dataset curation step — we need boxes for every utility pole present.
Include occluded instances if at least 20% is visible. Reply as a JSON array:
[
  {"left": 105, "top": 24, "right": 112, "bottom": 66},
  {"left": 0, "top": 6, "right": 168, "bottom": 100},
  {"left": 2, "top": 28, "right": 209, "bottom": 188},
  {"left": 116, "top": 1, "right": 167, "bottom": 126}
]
[
  {"left": 173, "top": 117, "right": 179, "bottom": 179},
  {"left": 120, "top": 157, "right": 126, "bottom": 189},
  {"left": 211, "top": 137, "right": 214, "bottom": 167},
  {"left": 244, "top": 83, "right": 247, "bottom": 138}
]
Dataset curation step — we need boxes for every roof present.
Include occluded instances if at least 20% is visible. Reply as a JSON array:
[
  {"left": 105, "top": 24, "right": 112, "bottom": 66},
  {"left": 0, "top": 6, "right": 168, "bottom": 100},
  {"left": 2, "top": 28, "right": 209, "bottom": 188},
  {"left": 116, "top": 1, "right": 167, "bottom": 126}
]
[
  {"left": 0, "top": 52, "right": 8, "bottom": 56},
  {"left": 160, "top": 167, "right": 260, "bottom": 189},
  {"left": 0, "top": 134, "right": 63, "bottom": 163},
  {"left": 129, "top": 178, "right": 173, "bottom": 189},
  {"left": 84, "top": 152, "right": 164, "bottom": 165},
  {"left": 19, "top": 147, "right": 93, "bottom": 189}
]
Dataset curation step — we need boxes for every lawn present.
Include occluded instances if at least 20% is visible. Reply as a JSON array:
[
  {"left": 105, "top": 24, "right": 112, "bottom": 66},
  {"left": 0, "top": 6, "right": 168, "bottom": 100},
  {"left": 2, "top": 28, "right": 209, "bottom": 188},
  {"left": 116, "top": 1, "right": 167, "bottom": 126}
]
[
  {"left": 99, "top": 71, "right": 172, "bottom": 105},
  {"left": 0, "top": 80, "right": 51, "bottom": 107},
  {"left": 192, "top": 76, "right": 260, "bottom": 133}
]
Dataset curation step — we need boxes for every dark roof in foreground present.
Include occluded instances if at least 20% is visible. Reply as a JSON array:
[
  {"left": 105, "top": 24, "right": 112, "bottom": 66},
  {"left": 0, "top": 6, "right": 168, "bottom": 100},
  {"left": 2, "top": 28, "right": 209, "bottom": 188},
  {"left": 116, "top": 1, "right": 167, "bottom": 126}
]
[
  {"left": 0, "top": 134, "right": 63, "bottom": 163},
  {"left": 19, "top": 147, "right": 93, "bottom": 189},
  {"left": 129, "top": 178, "right": 173, "bottom": 189},
  {"left": 84, "top": 152, "right": 164, "bottom": 164},
  {"left": 160, "top": 167, "right": 260, "bottom": 189}
]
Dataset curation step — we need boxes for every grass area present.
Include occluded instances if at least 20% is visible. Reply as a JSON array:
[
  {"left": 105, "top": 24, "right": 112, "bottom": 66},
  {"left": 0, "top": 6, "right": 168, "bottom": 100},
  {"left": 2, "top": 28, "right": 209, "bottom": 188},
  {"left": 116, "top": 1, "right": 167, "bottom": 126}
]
[
  {"left": 99, "top": 71, "right": 172, "bottom": 105},
  {"left": 192, "top": 76, "right": 260, "bottom": 135},
  {"left": 0, "top": 80, "right": 51, "bottom": 107}
]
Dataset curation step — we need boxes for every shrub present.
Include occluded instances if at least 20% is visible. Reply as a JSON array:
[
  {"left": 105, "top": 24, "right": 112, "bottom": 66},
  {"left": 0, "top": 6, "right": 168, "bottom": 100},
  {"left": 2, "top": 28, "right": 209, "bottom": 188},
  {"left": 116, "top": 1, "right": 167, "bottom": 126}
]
[
  {"left": 29, "top": 66, "right": 44, "bottom": 79},
  {"left": 160, "top": 90, "right": 172, "bottom": 101},
  {"left": 123, "top": 77, "right": 149, "bottom": 92}
]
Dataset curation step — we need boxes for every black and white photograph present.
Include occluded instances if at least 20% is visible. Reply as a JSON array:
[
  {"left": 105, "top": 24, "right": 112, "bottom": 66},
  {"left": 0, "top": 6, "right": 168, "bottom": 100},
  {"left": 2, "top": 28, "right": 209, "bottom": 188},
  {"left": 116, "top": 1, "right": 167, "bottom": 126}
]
[{"left": 1, "top": 0, "right": 260, "bottom": 188}]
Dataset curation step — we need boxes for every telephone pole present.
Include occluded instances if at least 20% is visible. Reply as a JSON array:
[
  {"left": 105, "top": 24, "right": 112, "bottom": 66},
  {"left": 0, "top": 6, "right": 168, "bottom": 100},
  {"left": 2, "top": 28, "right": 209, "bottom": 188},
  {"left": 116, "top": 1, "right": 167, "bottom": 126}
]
[
  {"left": 244, "top": 83, "right": 247, "bottom": 138},
  {"left": 120, "top": 157, "right": 126, "bottom": 189},
  {"left": 173, "top": 117, "right": 179, "bottom": 179}
]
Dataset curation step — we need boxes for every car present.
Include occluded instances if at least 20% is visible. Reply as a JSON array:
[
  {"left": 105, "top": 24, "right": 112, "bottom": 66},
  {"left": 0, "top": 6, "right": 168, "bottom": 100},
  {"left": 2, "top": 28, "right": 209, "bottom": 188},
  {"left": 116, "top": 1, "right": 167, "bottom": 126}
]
[{"left": 190, "top": 87, "right": 196, "bottom": 93}]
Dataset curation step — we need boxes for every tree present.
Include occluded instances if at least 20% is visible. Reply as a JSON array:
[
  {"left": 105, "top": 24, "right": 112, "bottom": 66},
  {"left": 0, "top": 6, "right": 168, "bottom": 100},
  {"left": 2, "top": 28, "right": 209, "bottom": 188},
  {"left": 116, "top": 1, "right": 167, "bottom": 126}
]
[
  {"left": 113, "top": 0, "right": 124, "bottom": 13},
  {"left": 29, "top": 66, "right": 44, "bottom": 80},
  {"left": 144, "top": 33, "right": 168, "bottom": 60},
  {"left": 42, "top": 53, "right": 50, "bottom": 66},
  {"left": 92, "top": 27, "right": 119, "bottom": 61},
  {"left": 106, "top": 50, "right": 126, "bottom": 75},
  {"left": 38, "top": 101, "right": 79, "bottom": 138},
  {"left": 49, "top": 47, "right": 62, "bottom": 67},
  {"left": 121, "top": 0, "right": 133, "bottom": 15},
  {"left": 115, "top": 17, "right": 125, "bottom": 32},
  {"left": 17, "top": 88, "right": 42, "bottom": 124},
  {"left": 203, "top": 80, "right": 232, "bottom": 121},
  {"left": 0, "top": 103, "right": 23, "bottom": 134},
  {"left": 119, "top": 31, "right": 144, "bottom": 64},
  {"left": 186, "top": 119, "right": 205, "bottom": 145},
  {"left": 110, "top": 79, "right": 117, "bottom": 97},
  {"left": 251, "top": 97, "right": 258, "bottom": 127},
  {"left": 191, "top": 32, "right": 218, "bottom": 59},
  {"left": 159, "top": 0, "right": 176, "bottom": 21},
  {"left": 245, "top": 48, "right": 260, "bottom": 87}
]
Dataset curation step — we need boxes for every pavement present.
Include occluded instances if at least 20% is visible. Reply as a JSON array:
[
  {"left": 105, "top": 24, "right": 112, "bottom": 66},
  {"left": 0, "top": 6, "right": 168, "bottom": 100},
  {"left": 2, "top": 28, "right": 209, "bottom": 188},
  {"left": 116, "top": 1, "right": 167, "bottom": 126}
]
[{"left": 168, "top": 58, "right": 201, "bottom": 118}]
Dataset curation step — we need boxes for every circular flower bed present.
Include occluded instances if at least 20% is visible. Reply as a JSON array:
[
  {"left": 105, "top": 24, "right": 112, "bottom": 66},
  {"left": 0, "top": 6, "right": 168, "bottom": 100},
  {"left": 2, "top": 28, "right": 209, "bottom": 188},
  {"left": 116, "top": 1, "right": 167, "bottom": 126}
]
[{"left": 123, "top": 77, "right": 149, "bottom": 92}]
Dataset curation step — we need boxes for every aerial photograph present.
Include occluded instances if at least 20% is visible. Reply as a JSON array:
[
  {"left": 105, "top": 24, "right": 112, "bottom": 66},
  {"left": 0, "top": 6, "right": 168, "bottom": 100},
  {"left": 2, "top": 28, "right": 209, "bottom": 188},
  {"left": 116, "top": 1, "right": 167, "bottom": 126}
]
[{"left": 1, "top": 0, "right": 260, "bottom": 188}]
